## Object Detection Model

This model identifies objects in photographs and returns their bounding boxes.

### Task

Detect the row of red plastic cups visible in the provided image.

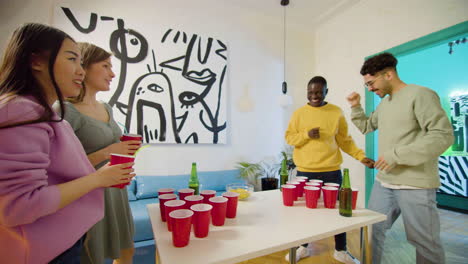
[157,188,219,205]
[159,191,240,247]
[286,179,340,200]
[281,184,359,209]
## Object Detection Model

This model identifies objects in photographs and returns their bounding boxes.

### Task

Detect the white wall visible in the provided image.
[0,0,314,175]
[3,0,466,207]
[310,0,468,205]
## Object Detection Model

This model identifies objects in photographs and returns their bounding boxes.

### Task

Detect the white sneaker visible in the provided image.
[284,245,312,262]
[333,250,360,264]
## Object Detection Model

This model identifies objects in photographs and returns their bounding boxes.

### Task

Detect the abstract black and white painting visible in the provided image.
[54,7,228,144]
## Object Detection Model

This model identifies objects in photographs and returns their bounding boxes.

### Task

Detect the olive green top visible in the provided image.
[63,102,134,263]
[351,84,454,188]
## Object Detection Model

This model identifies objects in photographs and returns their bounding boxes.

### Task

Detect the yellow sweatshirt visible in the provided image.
[285,103,366,172]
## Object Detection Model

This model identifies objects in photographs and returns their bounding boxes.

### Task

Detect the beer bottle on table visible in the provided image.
[189,162,200,195]
[280,152,289,187]
[339,168,352,217]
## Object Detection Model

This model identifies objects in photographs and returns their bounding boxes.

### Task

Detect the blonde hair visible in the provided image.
[67,42,112,103]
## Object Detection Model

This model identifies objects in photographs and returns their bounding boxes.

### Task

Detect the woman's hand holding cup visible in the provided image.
[106,140,141,156]
[94,162,135,188]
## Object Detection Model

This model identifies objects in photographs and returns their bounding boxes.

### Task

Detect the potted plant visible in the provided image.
[235,159,280,191]
[236,146,295,191]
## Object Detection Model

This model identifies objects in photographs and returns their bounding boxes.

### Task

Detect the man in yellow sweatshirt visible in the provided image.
[347,52,453,264]
[285,76,374,263]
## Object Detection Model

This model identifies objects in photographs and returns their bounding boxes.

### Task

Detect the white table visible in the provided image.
[147,189,386,264]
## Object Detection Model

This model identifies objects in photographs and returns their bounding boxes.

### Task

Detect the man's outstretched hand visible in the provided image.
[361,157,375,168]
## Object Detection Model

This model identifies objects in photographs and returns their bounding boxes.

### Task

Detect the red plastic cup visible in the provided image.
[109,153,135,189]
[200,190,217,203]
[208,196,228,226]
[304,186,320,208]
[324,182,340,188]
[184,195,204,209]
[178,188,195,200]
[309,179,323,187]
[281,184,296,206]
[286,181,300,201]
[305,182,321,198]
[295,176,308,181]
[352,188,358,210]
[165,200,186,231]
[169,209,193,247]
[322,186,339,208]
[158,188,175,196]
[120,133,142,141]
[296,179,306,197]
[222,192,240,218]
[159,193,177,222]
[190,203,213,238]
[119,134,142,155]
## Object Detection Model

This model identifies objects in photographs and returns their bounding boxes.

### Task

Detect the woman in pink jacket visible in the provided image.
[0,23,135,264]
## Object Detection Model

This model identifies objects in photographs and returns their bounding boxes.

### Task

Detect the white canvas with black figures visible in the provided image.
[54,6,228,144]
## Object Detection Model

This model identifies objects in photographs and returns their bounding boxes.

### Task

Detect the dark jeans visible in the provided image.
[297,170,346,251]
[49,235,85,264]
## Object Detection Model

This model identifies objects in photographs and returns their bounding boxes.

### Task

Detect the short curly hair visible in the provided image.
[308,76,327,88]
[360,52,397,76]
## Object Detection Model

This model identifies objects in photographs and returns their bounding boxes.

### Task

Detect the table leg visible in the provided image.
[289,246,298,264]
[360,226,370,264]
[156,247,161,264]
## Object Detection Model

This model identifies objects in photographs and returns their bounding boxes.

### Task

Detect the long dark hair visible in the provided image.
[0,23,73,129]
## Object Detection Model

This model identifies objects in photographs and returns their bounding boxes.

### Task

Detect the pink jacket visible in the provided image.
[0,96,103,263]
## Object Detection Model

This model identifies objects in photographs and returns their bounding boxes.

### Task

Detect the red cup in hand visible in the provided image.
[120,134,142,155]
[120,133,142,142]
[109,153,135,189]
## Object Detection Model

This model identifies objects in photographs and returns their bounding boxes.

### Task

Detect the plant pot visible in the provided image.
[261,177,278,191]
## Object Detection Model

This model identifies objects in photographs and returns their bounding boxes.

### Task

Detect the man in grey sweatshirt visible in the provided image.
[347,52,454,264]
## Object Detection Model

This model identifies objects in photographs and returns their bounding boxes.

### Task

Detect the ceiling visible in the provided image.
[230,0,360,32]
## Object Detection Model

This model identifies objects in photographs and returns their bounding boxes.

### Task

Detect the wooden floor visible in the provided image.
[235,208,468,264]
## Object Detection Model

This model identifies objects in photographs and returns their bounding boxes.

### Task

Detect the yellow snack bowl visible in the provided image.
[226,183,254,200]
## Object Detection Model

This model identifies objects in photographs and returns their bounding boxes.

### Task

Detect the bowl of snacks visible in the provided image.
[226,183,254,200]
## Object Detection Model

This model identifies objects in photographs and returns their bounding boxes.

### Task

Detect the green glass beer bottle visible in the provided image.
[188,162,200,195]
[280,152,289,187]
[339,168,352,217]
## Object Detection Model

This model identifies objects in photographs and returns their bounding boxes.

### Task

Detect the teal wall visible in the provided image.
[373,36,468,156]
[397,40,468,156]
[397,39,468,115]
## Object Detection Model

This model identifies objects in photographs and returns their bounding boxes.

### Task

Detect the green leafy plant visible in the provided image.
[236,145,295,185]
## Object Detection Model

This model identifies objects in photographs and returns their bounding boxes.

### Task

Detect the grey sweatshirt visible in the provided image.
[351,84,454,188]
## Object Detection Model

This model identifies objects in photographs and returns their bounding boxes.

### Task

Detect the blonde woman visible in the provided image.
[59,42,139,264]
